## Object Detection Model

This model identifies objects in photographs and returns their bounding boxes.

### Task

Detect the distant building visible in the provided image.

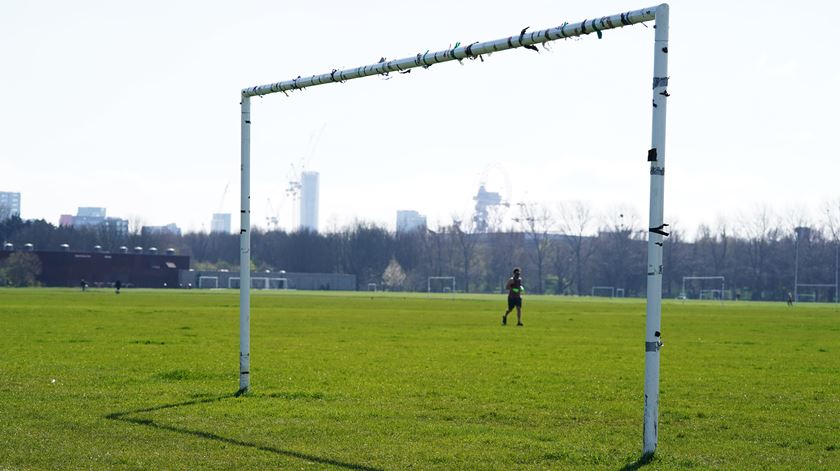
[68,207,129,236]
[141,223,182,237]
[396,210,427,233]
[211,213,231,233]
[77,207,106,218]
[0,191,21,221]
[58,214,74,227]
[300,171,319,232]
[0,246,189,288]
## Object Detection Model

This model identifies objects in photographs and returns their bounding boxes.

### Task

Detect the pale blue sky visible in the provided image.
[1,0,837,236]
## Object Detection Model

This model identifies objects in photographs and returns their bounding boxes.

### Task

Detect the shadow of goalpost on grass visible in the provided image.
[105,394,383,471]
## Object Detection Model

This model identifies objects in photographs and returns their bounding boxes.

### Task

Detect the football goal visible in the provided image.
[229,277,288,290]
[592,286,616,298]
[236,4,671,457]
[681,276,725,302]
[197,276,219,289]
[428,276,456,294]
[795,283,836,303]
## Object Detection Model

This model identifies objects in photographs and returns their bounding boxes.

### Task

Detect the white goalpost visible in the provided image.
[681,276,726,301]
[197,276,219,289]
[592,286,616,298]
[269,278,289,290]
[238,4,670,456]
[795,283,836,303]
[229,277,288,290]
[427,276,456,294]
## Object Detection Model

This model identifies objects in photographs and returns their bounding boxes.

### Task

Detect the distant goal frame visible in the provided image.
[680,276,726,302]
[427,276,456,294]
[237,4,671,457]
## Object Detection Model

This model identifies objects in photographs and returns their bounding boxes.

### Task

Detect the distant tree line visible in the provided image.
[3,201,840,301]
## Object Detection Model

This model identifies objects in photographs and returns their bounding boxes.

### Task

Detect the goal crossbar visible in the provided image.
[427,276,456,293]
[242,7,658,98]
[238,4,670,457]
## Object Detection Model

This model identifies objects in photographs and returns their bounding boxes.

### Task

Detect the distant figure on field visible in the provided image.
[80,279,87,292]
[502,267,525,326]
[786,291,794,307]
[115,279,122,294]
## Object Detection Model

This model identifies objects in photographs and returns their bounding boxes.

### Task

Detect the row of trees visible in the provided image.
[2,201,840,300]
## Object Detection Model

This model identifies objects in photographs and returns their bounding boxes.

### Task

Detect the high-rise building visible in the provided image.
[69,207,128,236]
[0,191,21,221]
[396,210,427,233]
[141,223,182,237]
[211,213,231,233]
[299,171,319,232]
[77,207,106,218]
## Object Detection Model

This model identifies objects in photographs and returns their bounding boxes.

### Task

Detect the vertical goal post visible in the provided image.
[239,4,670,457]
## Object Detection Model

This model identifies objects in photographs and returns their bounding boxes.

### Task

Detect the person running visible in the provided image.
[502,267,525,326]
[115,279,122,294]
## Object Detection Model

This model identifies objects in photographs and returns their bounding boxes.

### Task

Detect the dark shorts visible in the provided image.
[507,296,522,310]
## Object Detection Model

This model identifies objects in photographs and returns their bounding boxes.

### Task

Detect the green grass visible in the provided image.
[1,289,838,470]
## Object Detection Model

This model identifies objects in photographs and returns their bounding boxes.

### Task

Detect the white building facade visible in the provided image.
[299,171,319,232]
[0,191,21,221]
[211,213,231,233]
[396,210,427,233]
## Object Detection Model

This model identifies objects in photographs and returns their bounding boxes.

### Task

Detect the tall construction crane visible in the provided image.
[265,197,281,230]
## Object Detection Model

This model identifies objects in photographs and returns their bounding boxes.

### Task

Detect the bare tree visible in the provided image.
[557,201,596,295]
[695,217,729,275]
[514,202,554,294]
[824,199,840,242]
[127,214,146,236]
[450,215,480,293]
[483,228,524,293]
[594,208,643,294]
[823,199,840,301]
[740,205,781,299]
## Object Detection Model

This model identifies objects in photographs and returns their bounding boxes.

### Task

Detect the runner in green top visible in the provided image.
[502,267,524,326]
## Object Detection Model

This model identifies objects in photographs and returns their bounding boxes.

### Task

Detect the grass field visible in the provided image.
[1,289,838,470]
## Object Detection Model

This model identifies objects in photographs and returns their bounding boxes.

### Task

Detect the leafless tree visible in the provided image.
[823,198,840,243]
[513,202,554,294]
[695,217,729,275]
[127,214,146,236]
[595,207,643,294]
[557,201,596,295]
[450,214,480,293]
[740,205,781,298]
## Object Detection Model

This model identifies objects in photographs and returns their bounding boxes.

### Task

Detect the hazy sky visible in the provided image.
[2,0,838,237]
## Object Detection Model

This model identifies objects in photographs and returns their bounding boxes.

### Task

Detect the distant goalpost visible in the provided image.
[237,4,671,456]
[681,276,726,302]
[795,283,836,303]
[197,276,219,289]
[229,277,288,290]
[428,276,456,294]
[592,286,616,298]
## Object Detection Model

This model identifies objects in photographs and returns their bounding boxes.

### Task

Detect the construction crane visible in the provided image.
[265,197,281,230]
[218,182,230,212]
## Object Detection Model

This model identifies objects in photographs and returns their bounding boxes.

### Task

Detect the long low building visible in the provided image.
[181,270,355,291]
[0,247,189,288]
